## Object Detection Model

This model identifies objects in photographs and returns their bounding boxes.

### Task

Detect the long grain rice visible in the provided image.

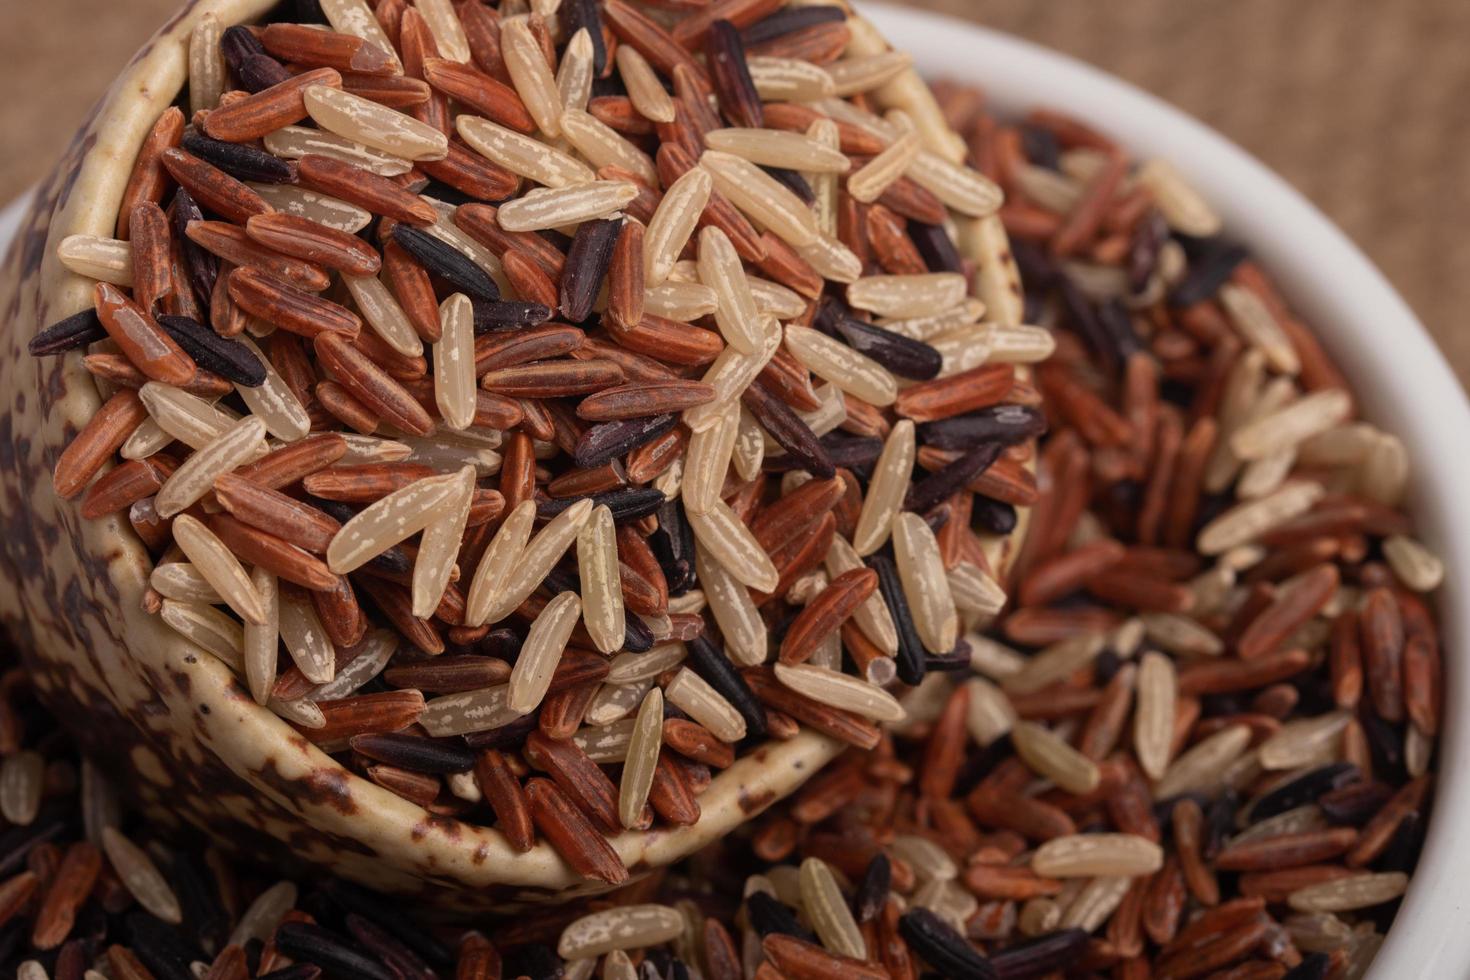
[848,121,920,204]
[1136,158,1222,236]
[508,591,583,713]
[826,535,899,654]
[1003,632,1106,696]
[263,126,414,176]
[501,15,565,138]
[1133,651,1175,780]
[170,514,267,626]
[416,0,472,62]
[304,84,449,161]
[308,629,396,702]
[562,108,658,185]
[188,13,225,116]
[578,504,625,654]
[1011,720,1100,795]
[1383,534,1445,592]
[411,465,476,617]
[242,567,278,705]
[319,0,402,72]
[696,545,768,667]
[481,498,594,624]
[1196,480,1325,555]
[159,599,244,670]
[231,336,312,442]
[156,415,266,517]
[149,562,222,604]
[824,51,912,97]
[683,319,781,431]
[686,499,779,593]
[1287,873,1409,914]
[57,235,133,285]
[746,56,836,101]
[681,400,740,516]
[699,150,819,248]
[586,678,655,727]
[615,45,675,123]
[964,677,1016,746]
[457,115,596,187]
[704,129,851,173]
[784,324,897,407]
[848,273,967,319]
[892,511,958,653]
[344,274,424,357]
[799,857,866,959]
[1031,834,1163,879]
[495,180,639,232]
[773,663,904,723]
[101,827,183,925]
[556,29,595,114]
[664,668,746,743]
[278,588,335,684]
[698,225,764,354]
[1153,723,1253,800]
[421,685,520,737]
[618,688,663,829]
[326,469,466,573]
[558,905,685,960]
[434,294,477,430]
[644,168,713,286]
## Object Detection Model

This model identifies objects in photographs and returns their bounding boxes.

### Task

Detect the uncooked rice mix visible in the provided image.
[0,0,1443,976]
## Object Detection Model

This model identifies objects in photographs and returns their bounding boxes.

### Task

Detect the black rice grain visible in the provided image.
[157,314,268,386]
[391,225,501,303]
[559,219,621,323]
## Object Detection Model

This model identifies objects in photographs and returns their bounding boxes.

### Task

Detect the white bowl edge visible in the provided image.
[862,3,1470,976]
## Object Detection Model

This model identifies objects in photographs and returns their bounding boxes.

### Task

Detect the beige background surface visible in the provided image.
[3,0,1467,381]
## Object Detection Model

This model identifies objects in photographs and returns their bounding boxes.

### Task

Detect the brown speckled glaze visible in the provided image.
[0,0,1026,912]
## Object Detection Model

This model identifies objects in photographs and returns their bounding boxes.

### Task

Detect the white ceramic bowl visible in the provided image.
[861,3,1470,975]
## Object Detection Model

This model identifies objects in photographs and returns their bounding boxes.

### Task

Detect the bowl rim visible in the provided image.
[861,3,1470,973]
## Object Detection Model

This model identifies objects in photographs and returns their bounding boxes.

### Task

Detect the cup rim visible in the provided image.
[861,3,1470,974]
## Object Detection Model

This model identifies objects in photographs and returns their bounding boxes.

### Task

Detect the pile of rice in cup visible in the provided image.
[3,0,1443,977]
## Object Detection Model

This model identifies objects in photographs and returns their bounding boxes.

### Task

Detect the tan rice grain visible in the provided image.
[578,504,625,654]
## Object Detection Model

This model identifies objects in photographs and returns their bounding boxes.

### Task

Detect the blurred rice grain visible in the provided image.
[2,0,1467,382]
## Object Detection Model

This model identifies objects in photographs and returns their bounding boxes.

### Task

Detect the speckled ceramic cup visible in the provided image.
[0,0,1027,912]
